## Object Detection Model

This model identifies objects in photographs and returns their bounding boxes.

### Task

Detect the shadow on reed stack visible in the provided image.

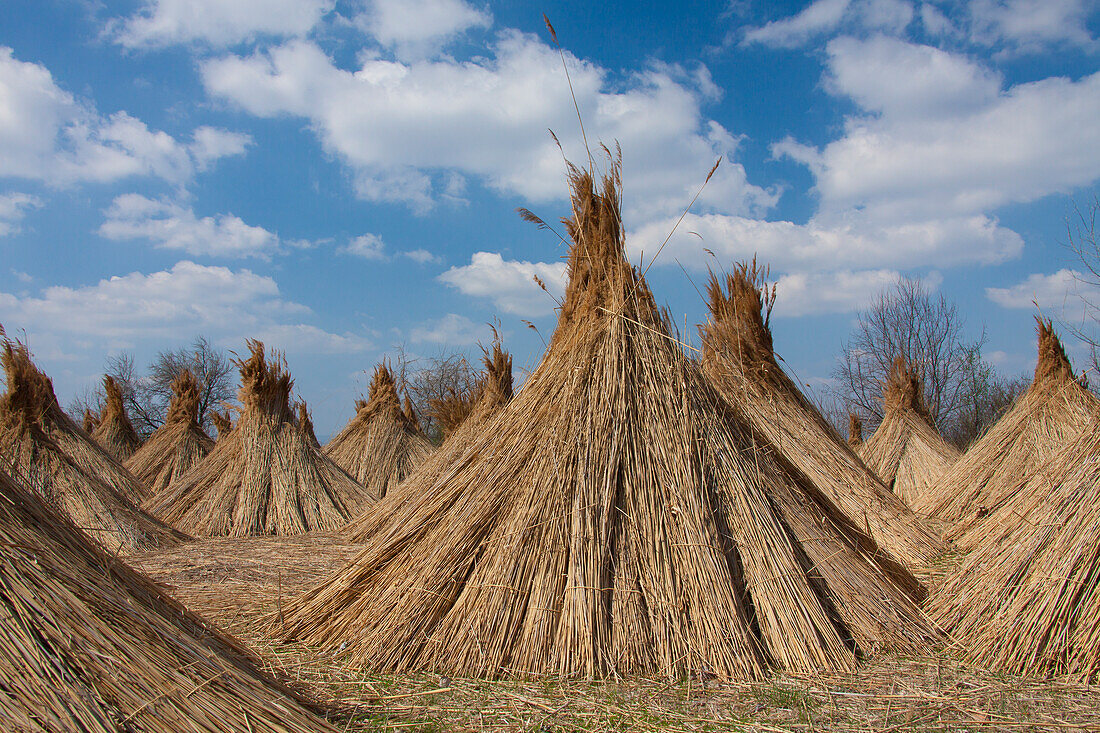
[0,334,186,553]
[699,263,944,570]
[277,155,932,680]
[91,375,142,462]
[859,357,960,509]
[917,319,1100,529]
[125,369,214,496]
[929,421,1100,680]
[145,340,373,536]
[326,363,433,499]
[0,466,342,731]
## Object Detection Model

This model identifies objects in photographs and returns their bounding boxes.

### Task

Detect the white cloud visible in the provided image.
[189,126,252,170]
[986,270,1100,319]
[780,37,1100,221]
[402,248,440,264]
[111,0,334,48]
[0,192,42,237]
[200,32,775,219]
[967,0,1097,53]
[0,47,238,187]
[0,260,363,353]
[248,323,372,354]
[99,195,282,259]
[628,211,1021,273]
[438,251,566,316]
[355,0,492,58]
[742,0,912,48]
[824,35,1002,119]
[344,233,387,260]
[409,313,491,345]
[10,269,33,284]
[771,269,903,317]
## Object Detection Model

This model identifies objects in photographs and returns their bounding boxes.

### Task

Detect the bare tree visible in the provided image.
[386,347,479,443]
[1065,196,1100,391]
[68,337,234,438]
[942,343,1029,448]
[833,276,981,428]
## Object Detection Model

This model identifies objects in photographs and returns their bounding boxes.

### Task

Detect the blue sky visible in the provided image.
[2,0,1099,440]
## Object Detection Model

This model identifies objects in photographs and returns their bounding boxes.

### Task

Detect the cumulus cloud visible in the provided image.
[344,233,387,260]
[110,0,334,48]
[742,0,913,47]
[189,127,252,170]
[628,211,1021,273]
[986,269,1100,318]
[249,323,371,354]
[0,47,246,187]
[776,37,1100,222]
[0,260,364,353]
[438,251,566,316]
[200,32,775,219]
[966,0,1097,53]
[355,0,492,58]
[771,269,902,317]
[99,195,283,258]
[410,313,492,345]
[0,192,42,237]
[402,248,440,264]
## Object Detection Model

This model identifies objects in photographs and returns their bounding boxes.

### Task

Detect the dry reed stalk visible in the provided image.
[210,408,234,439]
[144,341,374,537]
[278,157,932,680]
[0,338,185,553]
[929,424,1100,679]
[81,408,99,434]
[0,466,342,731]
[340,342,514,541]
[91,374,143,462]
[848,414,863,449]
[859,357,960,509]
[297,399,321,447]
[916,320,1100,528]
[125,369,215,496]
[325,363,433,499]
[699,264,944,571]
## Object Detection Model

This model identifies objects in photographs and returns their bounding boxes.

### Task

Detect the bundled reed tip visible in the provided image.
[165,369,202,425]
[210,409,233,439]
[92,374,143,462]
[81,408,99,434]
[848,414,863,449]
[1034,317,1075,387]
[702,259,776,375]
[237,339,293,416]
[883,356,933,424]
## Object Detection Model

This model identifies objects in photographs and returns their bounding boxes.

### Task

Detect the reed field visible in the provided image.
[3,156,1100,730]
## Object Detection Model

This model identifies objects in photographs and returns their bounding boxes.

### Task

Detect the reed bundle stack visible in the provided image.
[326,363,433,499]
[916,320,1100,527]
[929,425,1100,679]
[848,414,863,449]
[125,370,215,496]
[0,467,338,731]
[297,400,320,448]
[210,408,234,440]
[859,357,960,508]
[279,159,931,680]
[145,341,373,536]
[339,341,514,541]
[699,265,944,569]
[91,375,143,462]
[0,339,184,552]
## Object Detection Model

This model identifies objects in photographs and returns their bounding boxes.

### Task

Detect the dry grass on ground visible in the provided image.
[134,536,1100,732]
